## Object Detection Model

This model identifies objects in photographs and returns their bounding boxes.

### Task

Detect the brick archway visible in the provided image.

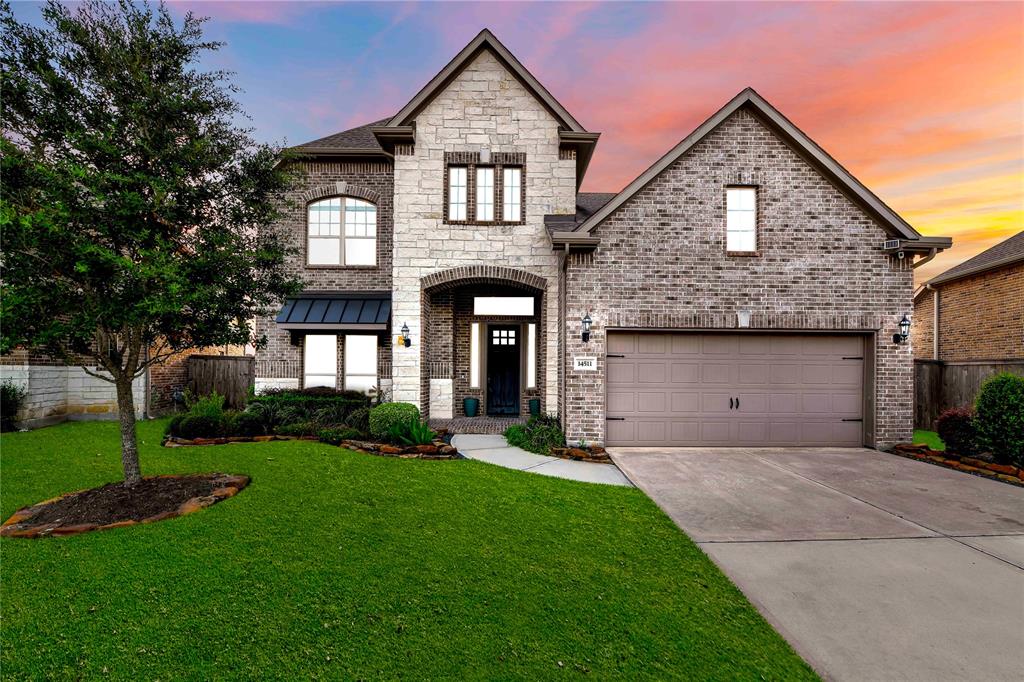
[421,265,547,293]
[301,182,381,205]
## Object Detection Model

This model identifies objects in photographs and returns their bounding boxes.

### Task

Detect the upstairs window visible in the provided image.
[503,167,522,221]
[476,167,494,221]
[726,187,757,253]
[308,197,377,266]
[448,167,468,221]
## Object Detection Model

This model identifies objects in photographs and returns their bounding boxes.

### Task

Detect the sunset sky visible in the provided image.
[16,1,1023,282]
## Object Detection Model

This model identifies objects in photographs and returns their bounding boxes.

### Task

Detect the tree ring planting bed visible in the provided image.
[0,473,249,538]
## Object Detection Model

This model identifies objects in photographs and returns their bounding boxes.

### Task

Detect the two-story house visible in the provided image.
[255,29,950,450]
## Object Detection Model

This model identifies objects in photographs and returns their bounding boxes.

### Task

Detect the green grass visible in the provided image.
[1,420,815,680]
[914,429,946,451]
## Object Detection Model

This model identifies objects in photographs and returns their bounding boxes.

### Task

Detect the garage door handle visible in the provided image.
[729,398,734,409]
[607,354,625,358]
[841,418,863,422]
[735,397,739,410]
[606,417,625,421]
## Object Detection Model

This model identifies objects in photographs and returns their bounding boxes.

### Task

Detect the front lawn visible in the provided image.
[914,429,946,451]
[1,420,815,679]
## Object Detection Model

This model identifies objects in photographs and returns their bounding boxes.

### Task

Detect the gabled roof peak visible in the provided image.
[384,28,587,133]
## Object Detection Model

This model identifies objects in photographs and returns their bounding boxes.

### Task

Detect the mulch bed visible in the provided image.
[891,444,1023,487]
[550,446,611,463]
[1,473,249,538]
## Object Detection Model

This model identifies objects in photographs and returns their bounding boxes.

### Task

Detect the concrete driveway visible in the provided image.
[608,447,1024,681]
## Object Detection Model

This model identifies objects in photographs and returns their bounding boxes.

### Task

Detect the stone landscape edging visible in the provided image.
[164,434,461,459]
[549,446,611,463]
[891,444,1023,487]
[0,473,250,539]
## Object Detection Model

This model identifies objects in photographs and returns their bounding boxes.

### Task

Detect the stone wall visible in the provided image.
[564,107,915,449]
[391,48,573,414]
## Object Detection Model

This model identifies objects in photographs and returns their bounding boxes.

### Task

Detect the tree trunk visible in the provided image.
[115,376,142,486]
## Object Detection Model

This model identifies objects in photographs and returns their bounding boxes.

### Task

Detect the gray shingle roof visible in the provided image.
[576,192,617,222]
[929,230,1024,286]
[290,117,392,154]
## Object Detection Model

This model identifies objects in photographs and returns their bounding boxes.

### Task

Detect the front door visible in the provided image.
[487,325,520,415]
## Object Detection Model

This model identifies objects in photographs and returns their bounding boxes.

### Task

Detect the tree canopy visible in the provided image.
[0,0,301,483]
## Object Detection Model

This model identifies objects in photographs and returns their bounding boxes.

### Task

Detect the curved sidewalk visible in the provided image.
[452,434,632,487]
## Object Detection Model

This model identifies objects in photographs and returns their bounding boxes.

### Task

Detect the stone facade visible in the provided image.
[564,108,915,449]
[913,263,1023,361]
[391,49,573,415]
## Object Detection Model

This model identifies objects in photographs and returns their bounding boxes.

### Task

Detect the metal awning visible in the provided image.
[275,293,391,331]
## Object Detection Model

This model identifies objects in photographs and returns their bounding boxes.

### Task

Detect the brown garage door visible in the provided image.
[606,333,866,447]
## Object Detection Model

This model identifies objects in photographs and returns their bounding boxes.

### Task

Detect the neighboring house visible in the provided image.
[912,231,1023,362]
[0,344,244,428]
[911,231,1023,427]
[254,28,950,449]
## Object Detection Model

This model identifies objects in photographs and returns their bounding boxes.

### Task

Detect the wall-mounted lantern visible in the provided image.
[892,314,910,345]
[399,322,412,348]
[581,313,593,343]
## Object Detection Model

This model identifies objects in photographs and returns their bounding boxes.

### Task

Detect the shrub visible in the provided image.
[176,415,224,440]
[974,373,1024,466]
[259,386,369,401]
[504,414,566,455]
[232,411,267,437]
[935,407,977,456]
[249,392,368,427]
[345,406,371,433]
[274,422,318,437]
[184,391,227,419]
[369,402,420,440]
[0,379,28,431]
[244,401,288,431]
[317,426,364,445]
[166,414,185,436]
[387,418,436,446]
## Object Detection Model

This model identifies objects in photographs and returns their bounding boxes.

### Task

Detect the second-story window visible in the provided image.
[726,186,757,253]
[503,167,521,221]
[307,197,377,266]
[476,167,494,221]
[448,166,468,220]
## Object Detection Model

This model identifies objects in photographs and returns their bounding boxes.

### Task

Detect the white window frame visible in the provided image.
[344,335,378,393]
[476,167,494,221]
[304,335,337,388]
[726,187,757,253]
[307,197,377,266]
[470,322,481,388]
[527,323,536,389]
[448,166,467,221]
[503,167,521,222]
[473,296,534,316]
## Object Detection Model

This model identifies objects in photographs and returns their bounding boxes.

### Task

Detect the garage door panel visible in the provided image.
[670,362,700,383]
[606,332,866,447]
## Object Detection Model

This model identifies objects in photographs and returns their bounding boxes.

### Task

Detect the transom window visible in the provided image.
[307,197,377,266]
[473,296,534,316]
[726,187,757,253]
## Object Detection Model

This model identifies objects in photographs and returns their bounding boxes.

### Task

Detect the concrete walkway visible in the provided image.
[610,446,1024,681]
[452,434,632,486]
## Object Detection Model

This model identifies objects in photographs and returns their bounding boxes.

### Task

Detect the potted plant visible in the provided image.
[463,397,479,417]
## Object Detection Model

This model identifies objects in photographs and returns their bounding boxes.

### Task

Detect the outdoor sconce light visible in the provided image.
[399,322,412,348]
[581,313,593,343]
[892,314,911,345]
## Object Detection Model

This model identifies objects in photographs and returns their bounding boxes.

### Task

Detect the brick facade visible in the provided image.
[254,159,394,390]
[564,108,915,449]
[913,263,1023,362]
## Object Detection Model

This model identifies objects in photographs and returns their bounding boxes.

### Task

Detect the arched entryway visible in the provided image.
[421,266,547,420]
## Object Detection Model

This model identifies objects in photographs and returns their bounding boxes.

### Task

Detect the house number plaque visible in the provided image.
[573,356,597,371]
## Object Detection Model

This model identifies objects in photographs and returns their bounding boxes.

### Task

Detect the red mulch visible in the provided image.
[1,473,249,538]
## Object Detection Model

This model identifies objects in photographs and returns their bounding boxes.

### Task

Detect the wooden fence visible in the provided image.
[188,355,255,409]
[914,359,1024,429]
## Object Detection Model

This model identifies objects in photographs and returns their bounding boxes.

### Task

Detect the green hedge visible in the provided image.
[504,415,565,455]
[974,373,1024,466]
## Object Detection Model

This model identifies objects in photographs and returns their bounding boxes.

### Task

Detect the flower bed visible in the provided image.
[163,432,460,460]
[891,444,1023,487]
[1,473,249,538]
